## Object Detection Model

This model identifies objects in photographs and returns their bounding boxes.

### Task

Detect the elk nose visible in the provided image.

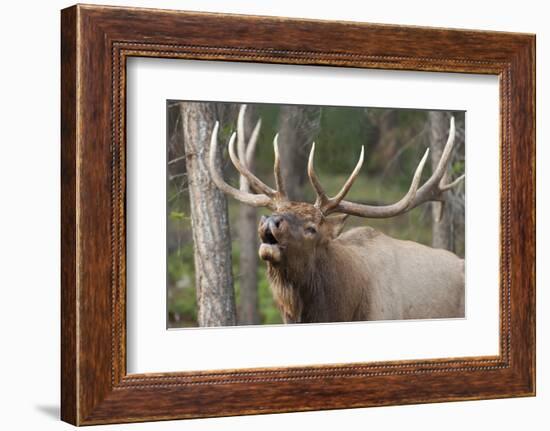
[270,215,283,229]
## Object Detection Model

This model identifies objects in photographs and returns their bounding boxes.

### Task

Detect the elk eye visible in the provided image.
[305,226,317,235]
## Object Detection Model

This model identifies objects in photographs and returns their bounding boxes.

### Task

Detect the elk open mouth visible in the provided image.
[260,227,278,245]
[259,226,282,263]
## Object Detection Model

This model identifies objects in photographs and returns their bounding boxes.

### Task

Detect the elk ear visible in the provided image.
[325,214,349,238]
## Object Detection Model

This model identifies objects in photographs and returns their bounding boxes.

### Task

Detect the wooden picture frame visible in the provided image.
[61,4,535,425]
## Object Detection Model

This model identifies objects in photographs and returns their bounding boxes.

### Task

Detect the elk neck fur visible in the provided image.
[265,227,371,324]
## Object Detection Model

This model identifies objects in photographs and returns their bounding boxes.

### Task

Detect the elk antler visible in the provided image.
[405,117,465,209]
[209,121,275,209]
[308,116,464,218]
[236,105,287,200]
[236,104,262,192]
[208,106,289,209]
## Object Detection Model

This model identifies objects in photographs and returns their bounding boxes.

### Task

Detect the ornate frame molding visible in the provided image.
[61,5,535,425]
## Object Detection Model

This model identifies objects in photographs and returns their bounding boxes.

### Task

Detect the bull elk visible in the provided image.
[209,106,465,323]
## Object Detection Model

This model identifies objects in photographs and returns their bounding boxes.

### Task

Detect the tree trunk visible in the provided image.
[428,111,454,251]
[180,102,236,326]
[277,105,322,201]
[237,106,260,325]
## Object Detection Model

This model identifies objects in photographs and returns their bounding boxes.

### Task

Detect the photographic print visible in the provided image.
[167,101,465,328]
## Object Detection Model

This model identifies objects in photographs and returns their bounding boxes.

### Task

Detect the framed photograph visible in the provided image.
[61,4,535,425]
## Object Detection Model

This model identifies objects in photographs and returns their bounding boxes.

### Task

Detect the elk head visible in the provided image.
[209,105,464,267]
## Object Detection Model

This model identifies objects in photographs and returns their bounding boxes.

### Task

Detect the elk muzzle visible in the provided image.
[258,215,284,263]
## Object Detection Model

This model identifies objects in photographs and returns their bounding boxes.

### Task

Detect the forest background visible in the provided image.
[167,102,465,328]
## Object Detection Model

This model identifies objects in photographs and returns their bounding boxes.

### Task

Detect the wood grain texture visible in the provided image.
[60,4,535,425]
[60,5,78,425]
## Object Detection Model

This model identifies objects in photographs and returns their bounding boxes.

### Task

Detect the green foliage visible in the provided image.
[167,242,194,284]
[257,274,283,324]
[169,287,197,326]
[167,238,197,326]
[315,107,369,174]
[452,160,465,176]
[169,211,186,221]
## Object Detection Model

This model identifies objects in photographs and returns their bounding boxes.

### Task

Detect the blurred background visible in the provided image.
[166,101,465,328]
